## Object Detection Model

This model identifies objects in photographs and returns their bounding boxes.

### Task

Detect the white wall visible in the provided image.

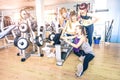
[94,0,120,43]
[93,0,110,42]
[1,9,36,23]
[107,0,120,42]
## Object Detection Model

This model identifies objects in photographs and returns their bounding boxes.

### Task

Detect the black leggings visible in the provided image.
[82,53,94,75]
[74,51,94,75]
[74,50,86,57]
[53,33,61,45]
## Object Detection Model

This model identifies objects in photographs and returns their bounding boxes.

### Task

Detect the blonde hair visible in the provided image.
[59,7,67,15]
[76,25,86,35]
[68,10,76,29]
[70,10,76,17]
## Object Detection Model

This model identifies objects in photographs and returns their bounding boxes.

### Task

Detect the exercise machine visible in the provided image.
[13,8,45,62]
[14,20,44,62]
[55,44,73,66]
[47,23,73,66]
[0,25,16,49]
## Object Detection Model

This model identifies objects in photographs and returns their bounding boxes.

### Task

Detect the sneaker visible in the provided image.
[75,63,83,77]
[79,56,85,62]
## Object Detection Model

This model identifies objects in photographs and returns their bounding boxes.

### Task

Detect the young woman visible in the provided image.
[61,10,80,37]
[59,7,68,28]
[78,3,98,46]
[42,7,68,58]
[61,25,95,77]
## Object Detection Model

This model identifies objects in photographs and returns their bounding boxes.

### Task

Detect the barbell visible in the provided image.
[14,36,44,50]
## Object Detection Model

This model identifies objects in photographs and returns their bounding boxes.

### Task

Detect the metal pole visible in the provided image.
[35,0,44,36]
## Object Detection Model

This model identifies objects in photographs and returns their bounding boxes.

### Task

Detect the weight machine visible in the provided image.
[0,25,16,40]
[12,8,45,62]
[0,14,16,48]
[46,21,73,66]
[14,20,44,62]
[47,33,73,66]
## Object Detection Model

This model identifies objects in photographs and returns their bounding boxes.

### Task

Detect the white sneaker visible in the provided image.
[75,63,83,77]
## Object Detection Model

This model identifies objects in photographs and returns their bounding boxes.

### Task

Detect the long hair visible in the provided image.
[76,25,86,35]
[59,7,67,15]
[69,10,77,29]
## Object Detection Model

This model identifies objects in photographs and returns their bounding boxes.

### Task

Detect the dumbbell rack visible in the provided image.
[15,22,44,62]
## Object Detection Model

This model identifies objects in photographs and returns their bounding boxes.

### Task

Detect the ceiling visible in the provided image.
[0,0,89,10]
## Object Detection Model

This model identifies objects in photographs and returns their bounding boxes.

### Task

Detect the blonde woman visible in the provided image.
[59,7,68,28]
[61,10,80,37]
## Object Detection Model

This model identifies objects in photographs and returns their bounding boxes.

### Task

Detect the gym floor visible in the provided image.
[0,40,120,80]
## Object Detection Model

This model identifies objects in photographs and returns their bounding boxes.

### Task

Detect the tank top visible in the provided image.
[73,37,80,53]
[81,42,94,55]
[80,15,93,27]
[66,21,80,33]
[73,36,94,55]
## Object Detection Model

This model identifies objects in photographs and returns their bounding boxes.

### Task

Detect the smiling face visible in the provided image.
[75,25,82,35]
[79,3,88,16]
[71,15,77,22]
[75,25,86,36]
[79,9,87,16]
[70,10,77,22]
[62,12,67,18]
[59,7,67,19]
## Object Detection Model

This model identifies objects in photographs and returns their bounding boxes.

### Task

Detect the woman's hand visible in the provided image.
[61,36,66,40]
[61,36,68,42]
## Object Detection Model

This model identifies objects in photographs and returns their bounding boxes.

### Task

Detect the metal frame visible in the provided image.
[16,19,44,62]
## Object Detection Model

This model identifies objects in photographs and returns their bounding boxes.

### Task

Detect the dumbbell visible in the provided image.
[35,36,43,47]
[17,38,29,50]
[14,37,19,47]
[19,23,29,33]
[29,36,43,47]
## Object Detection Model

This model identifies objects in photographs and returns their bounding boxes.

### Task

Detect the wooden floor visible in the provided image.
[0,42,120,80]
